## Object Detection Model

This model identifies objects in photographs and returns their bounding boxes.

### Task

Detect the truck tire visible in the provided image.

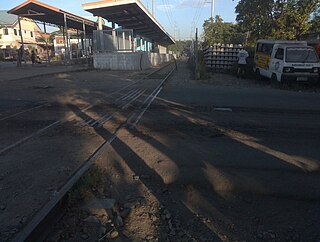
[271,74,280,88]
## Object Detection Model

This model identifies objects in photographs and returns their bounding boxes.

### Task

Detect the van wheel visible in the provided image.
[271,74,280,88]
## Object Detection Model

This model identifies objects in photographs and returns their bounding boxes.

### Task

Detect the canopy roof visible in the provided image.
[8,0,110,34]
[82,0,175,45]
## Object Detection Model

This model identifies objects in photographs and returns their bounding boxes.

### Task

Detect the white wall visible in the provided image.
[93,52,173,70]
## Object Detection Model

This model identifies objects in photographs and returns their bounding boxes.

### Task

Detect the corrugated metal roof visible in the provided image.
[0,10,18,26]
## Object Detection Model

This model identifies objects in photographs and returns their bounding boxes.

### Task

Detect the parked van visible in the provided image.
[254,40,320,84]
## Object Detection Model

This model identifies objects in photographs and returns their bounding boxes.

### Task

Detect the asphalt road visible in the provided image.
[128,61,320,241]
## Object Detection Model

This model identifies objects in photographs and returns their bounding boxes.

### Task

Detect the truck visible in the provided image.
[254,40,320,85]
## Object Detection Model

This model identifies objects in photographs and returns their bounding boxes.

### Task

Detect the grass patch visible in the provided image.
[67,164,105,210]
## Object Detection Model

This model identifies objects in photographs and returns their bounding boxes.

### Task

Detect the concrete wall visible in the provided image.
[93,52,173,70]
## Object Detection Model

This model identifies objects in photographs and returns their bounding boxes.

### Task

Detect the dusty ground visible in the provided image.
[0,68,156,241]
[44,62,320,242]
[1,61,320,242]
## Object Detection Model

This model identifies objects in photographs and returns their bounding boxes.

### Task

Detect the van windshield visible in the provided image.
[286,47,319,63]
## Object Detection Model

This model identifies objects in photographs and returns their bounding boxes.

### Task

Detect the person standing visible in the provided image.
[31,50,36,66]
[17,45,23,67]
[237,48,249,78]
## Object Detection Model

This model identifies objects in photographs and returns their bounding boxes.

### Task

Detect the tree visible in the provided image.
[36,34,54,44]
[168,40,192,55]
[235,0,320,43]
[202,16,245,45]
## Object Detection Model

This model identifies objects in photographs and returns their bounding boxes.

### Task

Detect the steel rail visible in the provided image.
[0,103,47,122]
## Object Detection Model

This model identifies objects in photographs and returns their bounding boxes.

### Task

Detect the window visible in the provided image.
[256,43,274,55]
[286,47,319,63]
[14,29,17,35]
[30,31,33,37]
[275,48,284,60]
[24,30,27,34]
[3,28,9,35]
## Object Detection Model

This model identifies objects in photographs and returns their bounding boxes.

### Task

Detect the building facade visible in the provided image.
[0,10,41,49]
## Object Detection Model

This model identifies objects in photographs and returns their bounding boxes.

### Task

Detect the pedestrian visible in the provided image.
[17,45,23,67]
[237,48,249,78]
[31,50,36,66]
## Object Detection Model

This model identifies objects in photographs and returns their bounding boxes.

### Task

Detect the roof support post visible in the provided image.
[77,29,80,58]
[18,16,26,65]
[62,26,67,60]
[82,20,88,65]
[152,0,155,17]
[133,37,136,52]
[98,16,103,30]
[111,22,116,51]
[63,13,70,62]
[122,31,125,51]
[43,22,50,64]
[129,34,132,52]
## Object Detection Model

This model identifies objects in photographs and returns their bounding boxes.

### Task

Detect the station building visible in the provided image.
[8,0,175,69]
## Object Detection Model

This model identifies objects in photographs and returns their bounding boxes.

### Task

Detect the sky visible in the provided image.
[1,0,240,40]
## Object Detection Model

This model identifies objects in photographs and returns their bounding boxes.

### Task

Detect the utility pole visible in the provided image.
[195,28,199,80]
[152,0,155,17]
[211,0,215,21]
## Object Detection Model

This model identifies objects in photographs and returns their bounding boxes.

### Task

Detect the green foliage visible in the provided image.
[202,16,246,45]
[235,0,320,43]
[36,34,55,44]
[168,40,192,55]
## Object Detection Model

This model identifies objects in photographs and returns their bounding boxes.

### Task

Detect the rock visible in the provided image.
[122,230,130,238]
[100,214,110,225]
[83,216,100,224]
[168,220,174,230]
[115,214,124,227]
[99,226,107,237]
[0,204,6,210]
[124,202,134,209]
[110,230,119,239]
[81,234,89,240]
[84,198,116,211]
[133,175,140,180]
[20,216,27,224]
[120,208,130,218]
[163,209,171,219]
[146,235,153,240]
[83,198,116,221]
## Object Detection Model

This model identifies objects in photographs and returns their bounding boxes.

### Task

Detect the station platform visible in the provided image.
[0,61,90,82]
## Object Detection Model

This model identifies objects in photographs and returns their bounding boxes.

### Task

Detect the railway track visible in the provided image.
[3,62,176,242]
[0,61,175,157]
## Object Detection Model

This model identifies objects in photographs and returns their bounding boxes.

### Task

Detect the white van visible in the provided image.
[254,40,320,84]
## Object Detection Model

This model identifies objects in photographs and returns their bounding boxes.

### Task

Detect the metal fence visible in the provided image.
[93,29,134,52]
